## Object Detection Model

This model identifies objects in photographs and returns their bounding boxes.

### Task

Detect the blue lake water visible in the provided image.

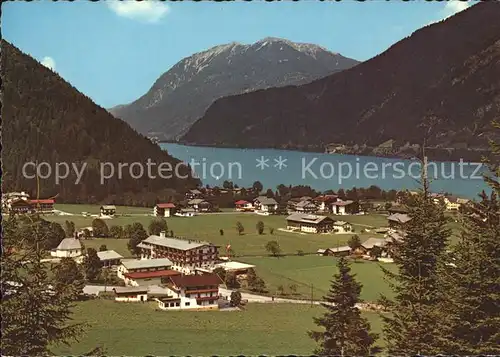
[161,143,491,200]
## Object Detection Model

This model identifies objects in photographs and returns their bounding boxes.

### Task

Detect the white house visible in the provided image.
[137,233,219,274]
[112,287,148,302]
[331,200,356,215]
[97,250,123,267]
[155,273,220,311]
[50,238,83,258]
[253,196,278,213]
[117,258,175,286]
[154,203,176,217]
[332,221,353,234]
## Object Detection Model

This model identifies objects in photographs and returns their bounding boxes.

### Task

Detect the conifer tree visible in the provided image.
[1,215,85,355]
[309,256,378,356]
[379,165,451,354]
[439,122,500,354]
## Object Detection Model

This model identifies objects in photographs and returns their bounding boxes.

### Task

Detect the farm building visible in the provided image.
[156,273,221,311]
[112,287,148,302]
[154,203,176,217]
[286,213,334,233]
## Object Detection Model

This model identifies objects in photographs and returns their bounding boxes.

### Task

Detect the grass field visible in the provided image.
[52,300,385,356]
[240,255,395,302]
[49,204,387,257]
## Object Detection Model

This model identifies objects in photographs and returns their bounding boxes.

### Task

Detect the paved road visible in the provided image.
[218,287,382,311]
[83,285,383,311]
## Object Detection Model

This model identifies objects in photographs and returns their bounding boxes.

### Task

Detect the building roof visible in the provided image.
[296,200,317,208]
[101,205,116,210]
[137,242,152,250]
[188,198,208,205]
[156,203,176,209]
[329,246,351,253]
[254,196,278,205]
[234,200,249,205]
[30,199,55,204]
[189,189,202,194]
[317,249,328,254]
[386,231,406,242]
[333,220,351,226]
[387,213,412,223]
[361,238,387,250]
[169,273,222,288]
[97,250,123,261]
[286,213,333,224]
[113,287,148,294]
[331,200,354,207]
[55,238,82,251]
[313,195,338,202]
[142,235,211,251]
[124,269,180,280]
[214,261,256,271]
[121,258,173,270]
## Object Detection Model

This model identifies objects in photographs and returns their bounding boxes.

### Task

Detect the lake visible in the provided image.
[161,143,491,199]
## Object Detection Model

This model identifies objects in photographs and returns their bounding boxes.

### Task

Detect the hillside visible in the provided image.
[182,2,500,162]
[1,41,200,205]
[109,38,359,140]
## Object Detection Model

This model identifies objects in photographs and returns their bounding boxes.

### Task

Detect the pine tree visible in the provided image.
[82,248,101,282]
[379,171,452,354]
[439,123,500,354]
[439,192,500,354]
[309,256,379,356]
[1,215,85,355]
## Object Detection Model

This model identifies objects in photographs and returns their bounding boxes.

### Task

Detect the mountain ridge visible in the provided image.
[1,40,200,205]
[109,38,360,140]
[181,2,500,162]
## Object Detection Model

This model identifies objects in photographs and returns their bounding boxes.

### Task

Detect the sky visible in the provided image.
[3,0,474,109]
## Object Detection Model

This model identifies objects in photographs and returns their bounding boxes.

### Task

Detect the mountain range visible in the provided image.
[109,38,359,140]
[1,41,199,205]
[181,2,500,162]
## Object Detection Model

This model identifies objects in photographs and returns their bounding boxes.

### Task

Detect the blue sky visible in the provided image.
[3,0,473,109]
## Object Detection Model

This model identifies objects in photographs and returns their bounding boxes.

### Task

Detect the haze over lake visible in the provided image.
[162,144,490,199]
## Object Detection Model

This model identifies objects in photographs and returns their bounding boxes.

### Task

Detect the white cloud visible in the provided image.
[107,0,170,23]
[426,1,471,27]
[442,0,470,18]
[41,56,56,71]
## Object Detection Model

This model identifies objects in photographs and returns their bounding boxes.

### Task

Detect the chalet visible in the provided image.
[443,196,466,211]
[100,205,116,216]
[154,203,176,217]
[331,200,358,215]
[97,250,123,267]
[234,200,253,212]
[138,232,219,273]
[253,196,278,213]
[317,246,351,257]
[286,213,334,233]
[332,220,353,234]
[175,208,196,217]
[329,246,352,257]
[361,238,387,252]
[156,273,221,311]
[50,238,83,258]
[77,226,94,238]
[112,287,148,302]
[387,205,409,214]
[387,213,412,230]
[186,189,203,199]
[30,199,55,213]
[187,199,212,212]
[313,195,338,213]
[213,261,256,276]
[294,200,318,214]
[117,258,177,286]
[9,199,34,214]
